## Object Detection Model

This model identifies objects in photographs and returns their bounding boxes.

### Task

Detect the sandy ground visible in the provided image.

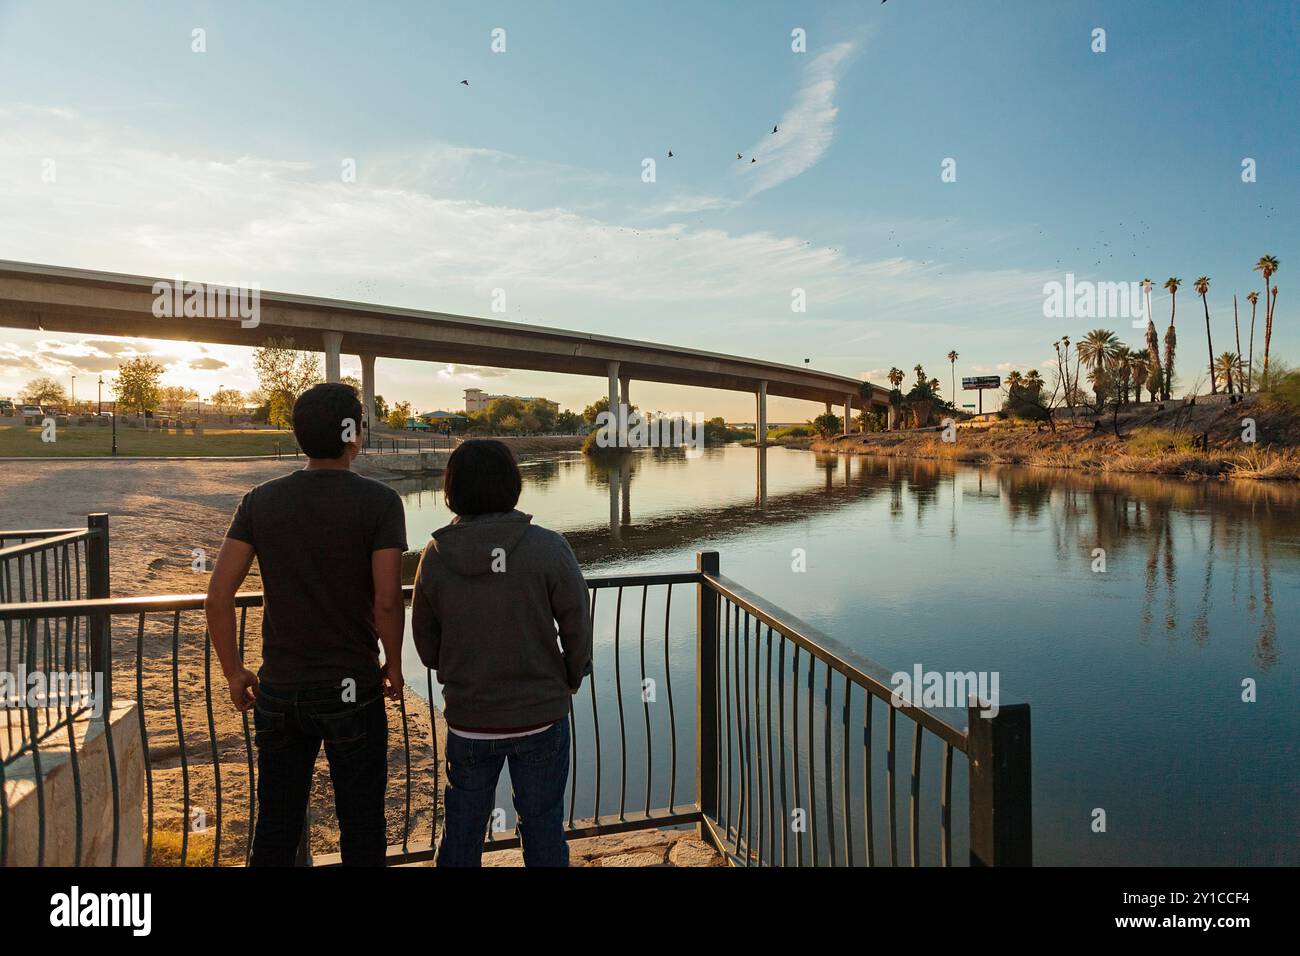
[0,455,441,864]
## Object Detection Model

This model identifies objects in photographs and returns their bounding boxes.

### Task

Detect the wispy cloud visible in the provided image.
[738,41,858,197]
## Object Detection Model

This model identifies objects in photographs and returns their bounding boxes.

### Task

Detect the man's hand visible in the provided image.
[381,660,404,701]
[227,667,259,711]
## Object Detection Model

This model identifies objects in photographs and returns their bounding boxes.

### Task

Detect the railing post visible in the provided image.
[695,551,720,841]
[86,513,112,715]
[967,702,1031,866]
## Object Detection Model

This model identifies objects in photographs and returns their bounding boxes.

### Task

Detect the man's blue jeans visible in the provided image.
[250,681,388,867]
[437,719,570,867]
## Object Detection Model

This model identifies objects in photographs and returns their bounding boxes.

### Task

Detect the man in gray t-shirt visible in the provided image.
[205,383,406,866]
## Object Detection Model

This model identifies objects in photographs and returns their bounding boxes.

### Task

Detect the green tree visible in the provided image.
[1245,291,1260,391]
[112,357,164,414]
[1213,352,1241,395]
[556,409,582,433]
[21,376,67,406]
[385,400,411,430]
[253,337,322,428]
[210,388,244,417]
[811,412,841,437]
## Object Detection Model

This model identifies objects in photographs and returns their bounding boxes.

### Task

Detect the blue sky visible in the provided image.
[1,0,1296,418]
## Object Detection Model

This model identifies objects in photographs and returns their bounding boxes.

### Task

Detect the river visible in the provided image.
[393,444,1298,865]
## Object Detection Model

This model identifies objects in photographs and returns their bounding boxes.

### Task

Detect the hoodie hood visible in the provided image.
[430,510,533,576]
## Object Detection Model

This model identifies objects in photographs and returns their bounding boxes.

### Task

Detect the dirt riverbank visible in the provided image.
[810,396,1300,481]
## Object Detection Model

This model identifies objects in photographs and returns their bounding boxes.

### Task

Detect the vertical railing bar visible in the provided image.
[791,645,802,867]
[203,629,222,866]
[823,663,836,866]
[587,588,602,822]
[638,585,652,817]
[941,740,953,868]
[722,598,733,840]
[777,636,788,867]
[741,610,754,865]
[842,678,853,867]
[136,613,154,865]
[24,618,46,866]
[613,586,627,822]
[662,583,678,814]
[238,606,254,866]
[887,704,897,867]
[763,625,775,866]
[731,604,745,856]
[863,691,874,867]
[807,655,819,867]
[429,667,441,845]
[910,720,922,867]
[172,610,190,866]
[398,691,413,853]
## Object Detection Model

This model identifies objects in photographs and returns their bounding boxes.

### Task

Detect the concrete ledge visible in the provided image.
[2,702,145,866]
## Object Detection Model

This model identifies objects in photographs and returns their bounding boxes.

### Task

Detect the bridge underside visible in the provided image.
[0,261,890,416]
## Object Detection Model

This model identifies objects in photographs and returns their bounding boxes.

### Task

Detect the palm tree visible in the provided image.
[888,367,904,390]
[1213,353,1241,395]
[947,350,959,407]
[1194,276,1216,393]
[1143,286,1162,403]
[1246,291,1259,391]
[1131,352,1149,401]
[1023,368,1043,396]
[1077,329,1120,405]
[1162,277,1181,399]
[1007,369,1024,390]
[1253,255,1278,387]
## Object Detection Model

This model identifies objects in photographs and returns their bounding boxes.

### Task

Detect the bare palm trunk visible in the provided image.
[1263,285,1276,389]
[1163,293,1177,400]
[1248,299,1257,392]
[1202,294,1216,393]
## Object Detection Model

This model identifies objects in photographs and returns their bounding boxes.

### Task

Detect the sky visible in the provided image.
[0,0,1296,420]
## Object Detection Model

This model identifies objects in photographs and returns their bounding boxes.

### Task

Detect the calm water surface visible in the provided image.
[395,445,1299,865]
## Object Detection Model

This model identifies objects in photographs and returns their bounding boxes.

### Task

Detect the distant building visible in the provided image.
[463,388,559,414]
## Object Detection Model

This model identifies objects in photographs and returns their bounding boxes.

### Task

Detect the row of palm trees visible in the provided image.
[1141,255,1280,399]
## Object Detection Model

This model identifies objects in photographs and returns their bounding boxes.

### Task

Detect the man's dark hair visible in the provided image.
[443,439,522,515]
[292,383,362,459]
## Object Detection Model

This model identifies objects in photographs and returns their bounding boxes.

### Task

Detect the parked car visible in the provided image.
[21,404,43,419]
[0,399,15,416]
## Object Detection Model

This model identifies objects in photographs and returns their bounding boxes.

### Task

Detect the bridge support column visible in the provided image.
[755,380,767,447]
[606,361,620,448]
[888,404,898,430]
[843,393,853,435]
[619,374,630,447]
[359,353,376,433]
[322,331,343,383]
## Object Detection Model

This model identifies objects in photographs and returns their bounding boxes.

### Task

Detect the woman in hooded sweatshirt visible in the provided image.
[411,439,591,866]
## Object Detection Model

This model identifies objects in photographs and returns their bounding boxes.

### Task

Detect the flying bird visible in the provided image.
[750,157,756,163]
[772,124,779,133]
[460,79,469,86]
[668,150,673,157]
[736,152,743,160]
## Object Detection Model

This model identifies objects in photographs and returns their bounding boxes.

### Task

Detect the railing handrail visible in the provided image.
[0,527,85,539]
[0,529,93,561]
[703,571,970,749]
[0,570,707,620]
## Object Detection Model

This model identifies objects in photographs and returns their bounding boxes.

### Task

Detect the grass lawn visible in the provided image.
[0,424,299,458]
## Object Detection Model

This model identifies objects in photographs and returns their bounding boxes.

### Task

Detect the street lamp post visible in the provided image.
[97,376,103,415]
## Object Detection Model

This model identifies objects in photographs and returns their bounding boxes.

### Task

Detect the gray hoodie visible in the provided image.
[410,510,591,729]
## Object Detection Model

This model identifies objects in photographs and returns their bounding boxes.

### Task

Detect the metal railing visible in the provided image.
[0,515,111,866]
[0,544,1031,867]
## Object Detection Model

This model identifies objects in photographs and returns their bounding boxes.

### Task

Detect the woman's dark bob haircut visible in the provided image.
[443,439,522,516]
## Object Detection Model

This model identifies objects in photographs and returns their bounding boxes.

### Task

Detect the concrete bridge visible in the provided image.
[0,260,893,438]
